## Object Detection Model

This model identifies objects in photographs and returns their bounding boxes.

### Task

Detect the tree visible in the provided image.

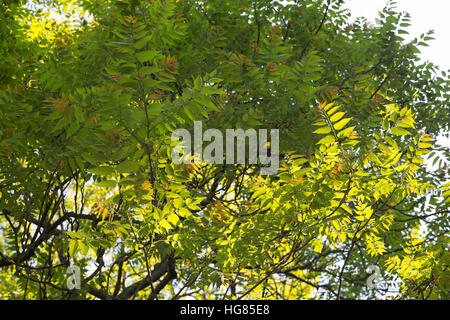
[0,0,448,300]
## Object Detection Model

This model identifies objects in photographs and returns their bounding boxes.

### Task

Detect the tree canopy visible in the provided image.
[0,0,448,300]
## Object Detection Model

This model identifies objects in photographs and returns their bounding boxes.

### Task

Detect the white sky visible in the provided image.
[344,0,450,71]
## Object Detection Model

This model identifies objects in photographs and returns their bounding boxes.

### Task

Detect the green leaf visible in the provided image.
[116,160,140,174]
[69,240,78,257]
[78,241,89,255]
[89,166,115,176]
[136,50,158,63]
[66,231,83,239]
[140,66,160,75]
[66,121,79,138]
[134,35,152,50]
[201,87,225,95]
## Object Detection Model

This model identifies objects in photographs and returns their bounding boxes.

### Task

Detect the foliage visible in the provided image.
[0,0,448,300]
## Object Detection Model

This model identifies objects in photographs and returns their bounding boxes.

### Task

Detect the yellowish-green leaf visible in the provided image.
[337,126,356,138]
[317,135,335,145]
[391,127,411,136]
[330,112,345,123]
[116,160,140,174]
[334,118,351,130]
[313,126,332,134]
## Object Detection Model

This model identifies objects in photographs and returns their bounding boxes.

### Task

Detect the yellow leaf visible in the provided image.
[330,112,345,123]
[312,239,323,253]
[337,126,356,138]
[102,208,109,221]
[317,135,335,145]
[334,118,352,130]
[313,126,332,134]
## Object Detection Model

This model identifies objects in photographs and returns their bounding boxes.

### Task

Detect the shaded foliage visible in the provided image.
[0,0,448,299]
